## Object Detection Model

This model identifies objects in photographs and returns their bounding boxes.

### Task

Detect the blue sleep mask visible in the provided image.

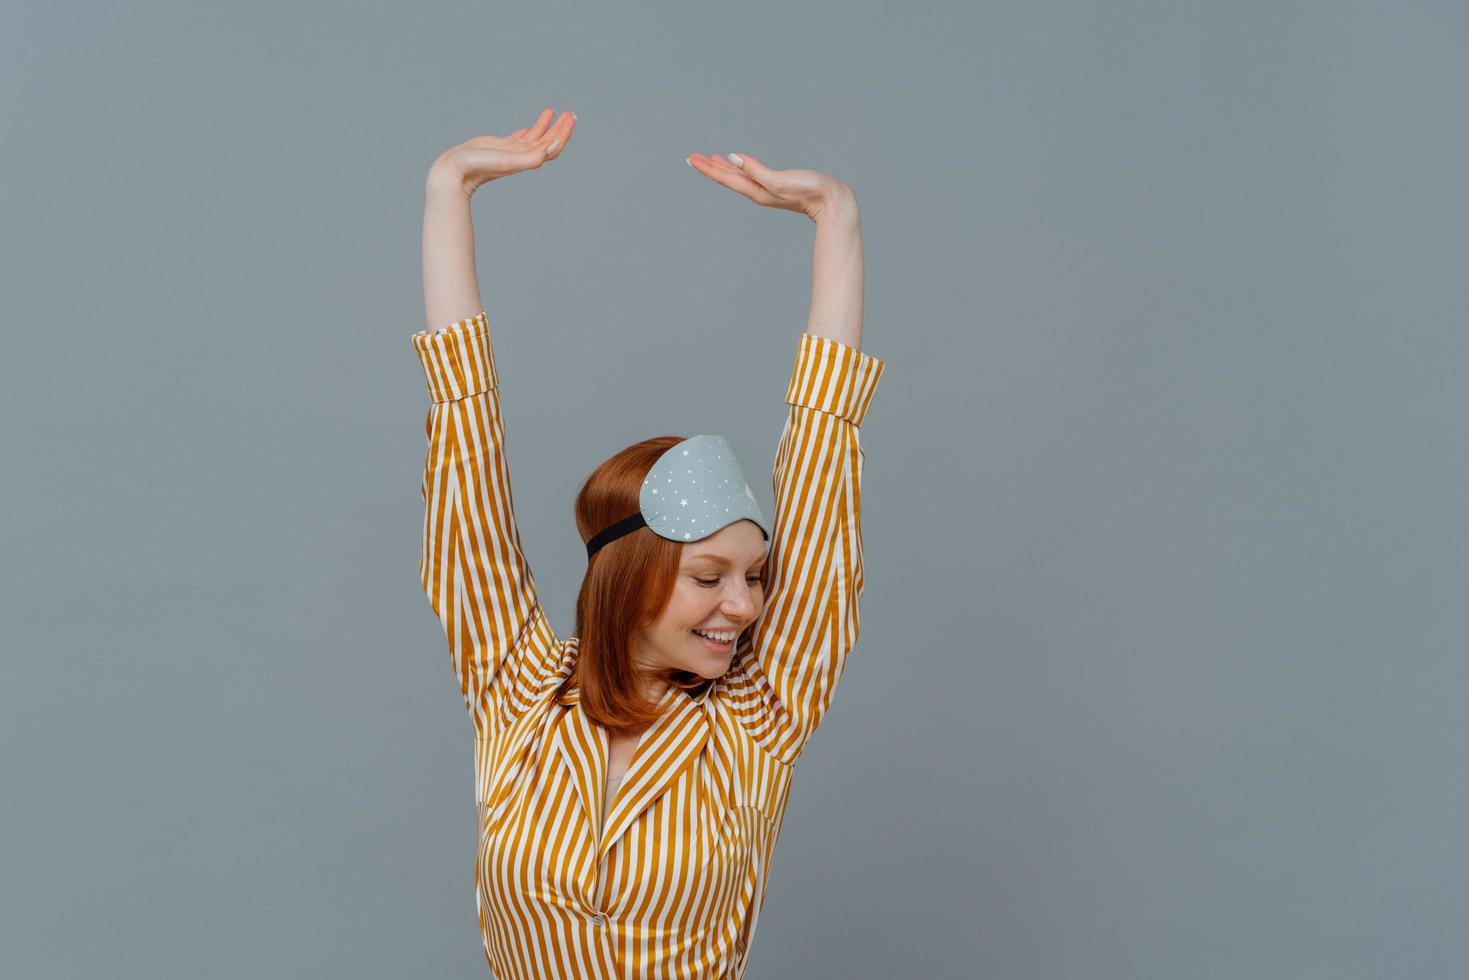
[585,434,769,559]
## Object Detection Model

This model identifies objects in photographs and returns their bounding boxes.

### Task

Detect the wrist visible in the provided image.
[810,185,859,226]
[426,159,474,200]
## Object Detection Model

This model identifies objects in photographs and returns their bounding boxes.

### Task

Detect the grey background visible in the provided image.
[3,1,1467,978]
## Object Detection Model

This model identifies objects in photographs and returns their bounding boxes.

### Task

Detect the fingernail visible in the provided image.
[686,156,694,168]
[547,140,560,153]
[727,153,743,167]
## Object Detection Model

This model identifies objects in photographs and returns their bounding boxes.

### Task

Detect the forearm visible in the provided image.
[805,191,863,351]
[422,166,485,334]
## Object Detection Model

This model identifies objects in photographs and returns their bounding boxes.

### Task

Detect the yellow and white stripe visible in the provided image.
[412,312,885,978]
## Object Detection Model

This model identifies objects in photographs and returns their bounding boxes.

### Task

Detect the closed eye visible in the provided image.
[695,576,763,587]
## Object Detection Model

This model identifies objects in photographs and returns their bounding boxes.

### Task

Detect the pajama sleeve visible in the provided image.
[411,311,561,732]
[742,332,886,762]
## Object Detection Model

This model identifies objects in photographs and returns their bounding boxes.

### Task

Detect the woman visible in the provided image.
[411,107,886,979]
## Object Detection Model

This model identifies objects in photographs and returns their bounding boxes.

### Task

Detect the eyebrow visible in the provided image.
[687,553,767,566]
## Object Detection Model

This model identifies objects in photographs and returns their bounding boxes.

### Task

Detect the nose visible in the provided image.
[719,580,760,622]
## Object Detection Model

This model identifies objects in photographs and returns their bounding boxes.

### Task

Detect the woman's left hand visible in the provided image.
[687,152,854,222]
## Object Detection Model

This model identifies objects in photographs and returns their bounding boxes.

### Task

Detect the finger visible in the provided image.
[707,152,768,187]
[726,152,778,190]
[703,153,752,177]
[542,111,576,158]
[527,108,556,139]
[689,154,779,205]
[513,110,570,150]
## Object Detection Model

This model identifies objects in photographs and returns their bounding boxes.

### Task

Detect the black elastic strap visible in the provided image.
[586,511,647,559]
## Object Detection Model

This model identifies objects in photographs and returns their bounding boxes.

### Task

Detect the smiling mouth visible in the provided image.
[691,630,735,651]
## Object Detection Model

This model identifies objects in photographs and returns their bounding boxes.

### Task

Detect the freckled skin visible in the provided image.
[631,520,768,696]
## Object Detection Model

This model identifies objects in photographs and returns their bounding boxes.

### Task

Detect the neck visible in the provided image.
[628,649,672,707]
[643,675,671,706]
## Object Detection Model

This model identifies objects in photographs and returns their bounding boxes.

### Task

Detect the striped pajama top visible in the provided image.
[411,311,885,979]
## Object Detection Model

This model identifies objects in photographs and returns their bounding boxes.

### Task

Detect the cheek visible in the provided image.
[665,588,709,632]
[679,584,714,612]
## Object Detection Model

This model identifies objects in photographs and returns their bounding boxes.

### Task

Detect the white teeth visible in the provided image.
[693,629,736,643]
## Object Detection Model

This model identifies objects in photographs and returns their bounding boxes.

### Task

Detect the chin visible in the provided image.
[676,656,727,681]
[685,656,734,681]
[656,630,740,681]
[693,660,731,680]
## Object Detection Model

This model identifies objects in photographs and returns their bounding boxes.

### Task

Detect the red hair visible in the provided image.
[555,436,713,734]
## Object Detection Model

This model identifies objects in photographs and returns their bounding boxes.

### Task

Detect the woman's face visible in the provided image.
[633,520,768,682]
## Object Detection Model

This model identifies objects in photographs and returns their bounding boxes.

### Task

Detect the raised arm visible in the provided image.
[413,108,577,732]
[751,324,884,759]
[687,152,886,760]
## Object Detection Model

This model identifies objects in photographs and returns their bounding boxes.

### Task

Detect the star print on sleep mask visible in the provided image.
[585,434,769,559]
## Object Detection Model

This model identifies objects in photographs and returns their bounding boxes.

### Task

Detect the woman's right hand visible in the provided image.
[429,107,577,196]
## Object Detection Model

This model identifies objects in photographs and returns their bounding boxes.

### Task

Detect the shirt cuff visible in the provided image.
[783,332,886,427]
[410,310,499,403]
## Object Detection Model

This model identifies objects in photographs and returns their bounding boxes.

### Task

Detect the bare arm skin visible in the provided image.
[805,195,863,350]
[421,175,482,333]
[422,107,578,333]
[424,115,859,348]
[687,152,864,351]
